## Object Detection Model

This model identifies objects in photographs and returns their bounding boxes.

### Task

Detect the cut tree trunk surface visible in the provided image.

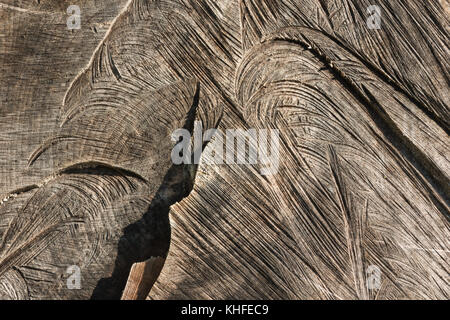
[0,0,449,300]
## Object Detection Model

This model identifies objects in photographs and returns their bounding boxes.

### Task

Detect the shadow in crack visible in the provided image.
[90,163,192,299]
[91,83,201,299]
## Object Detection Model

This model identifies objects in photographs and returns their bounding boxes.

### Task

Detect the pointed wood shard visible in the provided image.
[121,256,166,300]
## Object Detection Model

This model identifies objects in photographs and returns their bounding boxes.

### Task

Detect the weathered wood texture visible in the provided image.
[0,0,449,299]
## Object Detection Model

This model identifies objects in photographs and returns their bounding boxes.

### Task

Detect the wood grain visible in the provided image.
[0,0,449,299]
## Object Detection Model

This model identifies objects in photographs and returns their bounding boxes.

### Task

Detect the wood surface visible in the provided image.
[0,0,448,299]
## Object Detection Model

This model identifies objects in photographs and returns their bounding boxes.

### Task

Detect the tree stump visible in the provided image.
[0,0,448,300]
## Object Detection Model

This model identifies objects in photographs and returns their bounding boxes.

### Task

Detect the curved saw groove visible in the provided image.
[28,79,201,182]
[232,24,449,298]
[236,32,449,216]
[239,0,449,129]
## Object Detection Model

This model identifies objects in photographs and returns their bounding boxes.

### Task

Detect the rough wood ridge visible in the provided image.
[0,0,448,299]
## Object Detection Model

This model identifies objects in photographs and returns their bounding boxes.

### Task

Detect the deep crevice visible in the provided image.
[90,82,207,299]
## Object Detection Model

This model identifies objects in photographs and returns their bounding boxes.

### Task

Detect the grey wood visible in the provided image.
[0,0,448,299]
